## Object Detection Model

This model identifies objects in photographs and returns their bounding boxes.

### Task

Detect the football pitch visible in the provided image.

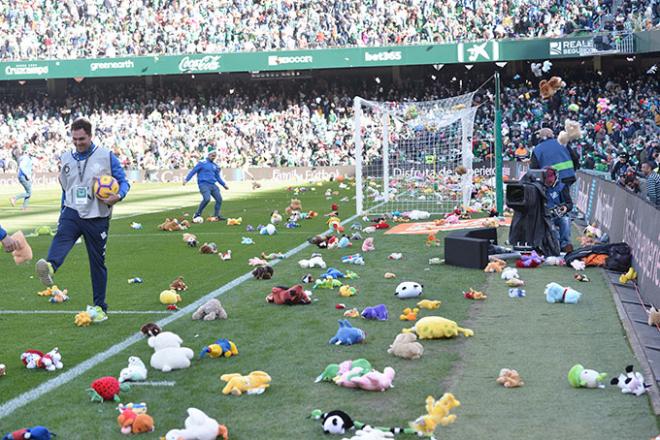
[0,180,658,439]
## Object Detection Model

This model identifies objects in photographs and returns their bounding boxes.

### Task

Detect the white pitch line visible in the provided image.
[129,381,176,387]
[0,310,171,315]
[0,212,360,420]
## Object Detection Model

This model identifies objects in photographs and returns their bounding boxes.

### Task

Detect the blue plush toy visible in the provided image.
[545,282,582,304]
[329,320,366,345]
[341,254,365,265]
[199,338,239,358]
[3,426,55,440]
[337,236,351,248]
[321,268,345,279]
[241,237,254,245]
[361,304,389,321]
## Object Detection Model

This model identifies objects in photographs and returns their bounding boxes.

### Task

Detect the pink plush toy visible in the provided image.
[336,367,396,392]
[248,257,268,266]
[361,238,375,252]
[444,214,459,224]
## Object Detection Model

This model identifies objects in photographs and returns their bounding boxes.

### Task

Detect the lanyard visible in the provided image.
[76,145,96,184]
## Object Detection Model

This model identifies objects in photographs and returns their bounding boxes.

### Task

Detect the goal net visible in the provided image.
[354,92,479,215]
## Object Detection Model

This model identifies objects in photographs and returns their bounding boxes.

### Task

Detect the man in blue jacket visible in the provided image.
[530,127,578,186]
[35,118,130,321]
[0,223,18,252]
[184,147,229,221]
[544,167,574,253]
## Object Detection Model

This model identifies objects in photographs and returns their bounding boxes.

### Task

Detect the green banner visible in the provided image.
[0,32,653,81]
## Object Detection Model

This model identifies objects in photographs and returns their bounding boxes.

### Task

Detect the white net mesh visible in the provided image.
[354,92,478,215]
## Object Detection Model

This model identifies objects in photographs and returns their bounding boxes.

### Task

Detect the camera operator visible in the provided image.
[544,166,574,253]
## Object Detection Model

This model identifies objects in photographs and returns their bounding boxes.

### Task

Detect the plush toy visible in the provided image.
[301,273,314,284]
[395,282,423,299]
[326,235,340,249]
[388,333,424,360]
[182,233,197,247]
[192,299,227,320]
[570,259,586,271]
[341,254,365,265]
[463,288,487,300]
[539,76,565,99]
[568,364,607,389]
[329,320,366,345]
[384,272,396,279]
[363,226,376,234]
[505,278,525,287]
[199,243,218,254]
[361,238,375,252]
[241,236,254,245]
[596,97,611,113]
[252,265,274,280]
[261,251,285,260]
[159,218,185,232]
[351,232,363,241]
[339,285,357,298]
[168,276,187,292]
[0,364,5,377]
[164,408,228,440]
[416,300,441,310]
[119,356,148,383]
[20,347,63,372]
[270,211,282,224]
[648,306,660,326]
[117,407,155,434]
[130,222,143,230]
[409,394,460,437]
[361,304,388,320]
[496,368,524,388]
[337,236,352,248]
[200,338,239,359]
[285,198,302,215]
[314,277,343,290]
[9,231,32,264]
[159,290,182,306]
[140,323,161,337]
[148,331,194,372]
[484,258,506,273]
[500,267,519,281]
[428,257,442,265]
[619,267,637,284]
[399,307,419,321]
[88,376,130,402]
[610,365,650,396]
[314,409,355,435]
[2,426,56,440]
[309,234,330,248]
[508,288,526,298]
[248,257,268,267]
[225,217,241,226]
[403,316,474,339]
[327,216,345,233]
[316,359,373,383]
[336,367,396,392]
[544,256,565,266]
[574,273,590,282]
[220,371,271,396]
[267,285,312,305]
[516,251,543,268]
[260,224,277,235]
[299,254,327,269]
[322,268,346,279]
[350,223,363,231]
[404,210,430,220]
[48,288,69,303]
[219,250,232,261]
[344,308,360,318]
[545,282,582,304]
[557,119,582,145]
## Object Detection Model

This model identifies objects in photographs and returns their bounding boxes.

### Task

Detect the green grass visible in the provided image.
[0,181,658,438]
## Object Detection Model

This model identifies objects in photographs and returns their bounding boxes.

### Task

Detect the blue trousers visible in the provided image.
[15,175,32,207]
[195,183,222,217]
[47,207,110,311]
[551,216,572,249]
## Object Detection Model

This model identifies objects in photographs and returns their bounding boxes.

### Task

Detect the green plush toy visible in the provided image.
[315,359,372,383]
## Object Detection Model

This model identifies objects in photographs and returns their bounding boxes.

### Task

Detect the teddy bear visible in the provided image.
[484,258,507,273]
[192,299,227,320]
[119,356,148,383]
[266,285,311,305]
[299,254,327,269]
[539,76,565,99]
[148,331,194,372]
[252,265,274,280]
[557,119,582,145]
[496,368,524,388]
[199,242,218,254]
[309,234,330,248]
[140,322,161,337]
[220,371,272,396]
[388,333,424,360]
[169,276,188,291]
[159,218,183,232]
[285,198,302,216]
[361,237,375,252]
[117,407,155,435]
[164,408,228,440]
[182,233,197,247]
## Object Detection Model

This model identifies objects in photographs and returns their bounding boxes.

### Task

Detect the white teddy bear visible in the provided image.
[298,254,327,269]
[500,267,519,281]
[148,331,194,373]
[164,408,226,440]
[119,356,148,383]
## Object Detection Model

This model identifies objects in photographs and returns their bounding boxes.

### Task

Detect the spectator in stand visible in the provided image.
[641,160,660,208]
[610,152,630,182]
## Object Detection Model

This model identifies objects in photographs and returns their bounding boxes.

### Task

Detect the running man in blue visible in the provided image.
[184,147,229,221]
[36,118,130,320]
[9,150,33,210]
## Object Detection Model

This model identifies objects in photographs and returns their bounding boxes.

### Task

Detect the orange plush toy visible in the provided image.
[539,76,565,99]
[266,285,311,305]
[117,408,155,434]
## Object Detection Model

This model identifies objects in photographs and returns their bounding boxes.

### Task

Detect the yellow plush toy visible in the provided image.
[339,285,357,297]
[74,311,92,327]
[403,316,474,339]
[400,307,419,321]
[410,394,461,437]
[220,371,271,396]
[227,217,242,226]
[159,290,182,305]
[384,272,397,279]
[417,300,441,310]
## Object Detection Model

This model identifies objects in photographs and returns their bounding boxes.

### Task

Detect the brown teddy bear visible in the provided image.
[496,368,524,388]
[192,299,227,320]
[285,198,302,215]
[158,218,182,232]
[140,322,161,337]
[387,333,424,360]
[169,276,188,291]
[200,243,218,254]
[308,234,329,248]
[539,76,565,99]
[484,258,507,273]
[266,285,311,305]
[252,265,274,280]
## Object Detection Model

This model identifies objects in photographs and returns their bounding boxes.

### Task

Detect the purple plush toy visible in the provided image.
[516,250,543,268]
[361,304,389,321]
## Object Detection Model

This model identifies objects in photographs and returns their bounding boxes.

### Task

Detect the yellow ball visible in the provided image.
[92,175,119,199]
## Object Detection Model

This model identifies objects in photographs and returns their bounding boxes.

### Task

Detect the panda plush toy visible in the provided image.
[321,410,354,435]
[395,282,423,299]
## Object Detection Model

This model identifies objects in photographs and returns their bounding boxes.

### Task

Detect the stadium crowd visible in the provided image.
[0,70,657,176]
[0,0,658,61]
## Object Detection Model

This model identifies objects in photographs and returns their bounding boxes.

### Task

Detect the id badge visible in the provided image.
[75,186,89,205]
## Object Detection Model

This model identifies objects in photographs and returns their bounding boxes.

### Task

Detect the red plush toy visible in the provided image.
[266,285,311,305]
[331,203,338,212]
[373,220,390,230]
[88,376,129,402]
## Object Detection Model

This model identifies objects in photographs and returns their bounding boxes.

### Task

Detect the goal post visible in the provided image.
[354,92,480,215]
